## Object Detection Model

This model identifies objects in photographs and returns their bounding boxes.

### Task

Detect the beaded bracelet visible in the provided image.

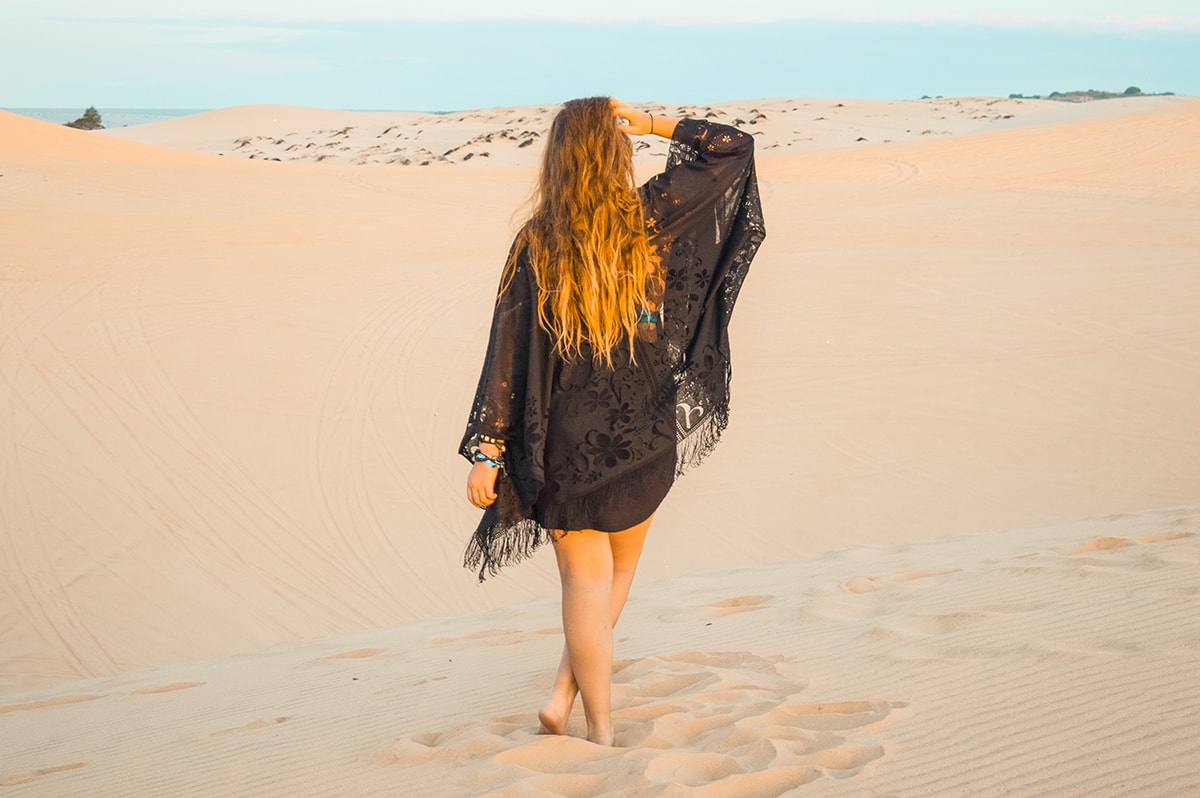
[472,450,504,469]
[479,434,506,452]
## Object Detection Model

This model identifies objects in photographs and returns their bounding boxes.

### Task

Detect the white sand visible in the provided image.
[2,509,1197,794]
[2,95,1199,795]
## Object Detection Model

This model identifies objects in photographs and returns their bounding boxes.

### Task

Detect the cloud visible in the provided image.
[145,21,312,45]
[775,11,1200,31]
[7,0,1200,27]
[969,13,1200,30]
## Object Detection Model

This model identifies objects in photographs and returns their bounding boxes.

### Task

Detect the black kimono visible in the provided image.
[460,119,765,579]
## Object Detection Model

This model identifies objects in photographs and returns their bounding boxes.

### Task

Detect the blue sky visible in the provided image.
[2,1,1197,110]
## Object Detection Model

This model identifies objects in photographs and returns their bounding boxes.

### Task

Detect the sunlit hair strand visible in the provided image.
[504,96,660,367]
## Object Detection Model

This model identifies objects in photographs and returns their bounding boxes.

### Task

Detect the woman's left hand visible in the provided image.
[467,462,499,509]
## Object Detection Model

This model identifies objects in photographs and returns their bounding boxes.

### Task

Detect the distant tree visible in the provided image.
[1123,86,1142,95]
[65,107,104,130]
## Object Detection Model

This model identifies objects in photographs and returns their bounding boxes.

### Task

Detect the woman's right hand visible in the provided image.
[467,462,499,509]
[612,98,678,139]
[611,99,652,135]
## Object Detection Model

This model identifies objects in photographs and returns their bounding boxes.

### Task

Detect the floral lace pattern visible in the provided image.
[461,119,766,579]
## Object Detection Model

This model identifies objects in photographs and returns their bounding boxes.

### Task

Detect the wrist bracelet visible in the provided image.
[473,450,503,469]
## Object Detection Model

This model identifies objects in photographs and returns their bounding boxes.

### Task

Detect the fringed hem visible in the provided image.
[464,447,676,581]
[463,466,549,582]
[463,514,550,583]
[675,402,730,478]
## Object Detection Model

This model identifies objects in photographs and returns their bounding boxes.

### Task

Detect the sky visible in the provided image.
[2,1,1197,110]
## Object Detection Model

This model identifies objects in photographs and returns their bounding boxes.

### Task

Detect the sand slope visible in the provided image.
[2,95,1199,708]
[1,508,1196,795]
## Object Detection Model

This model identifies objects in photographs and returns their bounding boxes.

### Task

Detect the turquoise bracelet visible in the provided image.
[473,450,503,469]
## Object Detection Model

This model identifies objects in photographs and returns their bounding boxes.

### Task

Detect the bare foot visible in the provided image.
[537,695,573,735]
[586,727,615,747]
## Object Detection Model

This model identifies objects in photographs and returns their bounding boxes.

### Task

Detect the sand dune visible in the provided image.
[2,95,1199,795]
[100,95,1192,165]
[2,508,1196,795]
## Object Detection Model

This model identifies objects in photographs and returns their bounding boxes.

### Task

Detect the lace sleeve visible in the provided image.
[459,248,534,462]
[639,118,766,473]
[644,119,756,232]
[667,118,753,166]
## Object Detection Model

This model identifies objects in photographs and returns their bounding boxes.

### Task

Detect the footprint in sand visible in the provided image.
[841,577,881,594]
[1078,536,1135,552]
[877,611,997,638]
[130,682,205,695]
[840,568,959,594]
[890,569,960,583]
[765,700,896,731]
[0,763,86,787]
[378,670,455,696]
[812,744,886,777]
[658,594,773,623]
[708,595,773,615]
[0,694,100,715]
[804,595,891,622]
[374,649,901,794]
[210,717,289,737]
[320,648,386,660]
[430,629,523,645]
[1078,532,1194,553]
[1138,532,1194,543]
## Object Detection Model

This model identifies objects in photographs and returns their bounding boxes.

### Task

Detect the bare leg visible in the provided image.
[538,516,651,745]
[537,646,578,735]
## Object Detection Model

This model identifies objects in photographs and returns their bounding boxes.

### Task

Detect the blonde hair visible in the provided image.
[506,96,660,367]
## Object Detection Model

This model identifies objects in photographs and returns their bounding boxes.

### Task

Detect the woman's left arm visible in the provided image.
[460,251,535,507]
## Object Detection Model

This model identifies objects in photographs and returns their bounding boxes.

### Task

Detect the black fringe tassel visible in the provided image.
[675,403,730,477]
[462,470,548,582]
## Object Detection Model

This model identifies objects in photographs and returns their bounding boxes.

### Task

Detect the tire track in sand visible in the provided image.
[0,263,127,679]
[113,272,375,625]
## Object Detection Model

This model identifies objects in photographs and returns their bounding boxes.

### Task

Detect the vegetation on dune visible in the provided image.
[1008,87,1175,102]
[65,106,104,130]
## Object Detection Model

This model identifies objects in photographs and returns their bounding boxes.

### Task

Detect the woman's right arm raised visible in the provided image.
[618,100,756,233]
[611,99,679,139]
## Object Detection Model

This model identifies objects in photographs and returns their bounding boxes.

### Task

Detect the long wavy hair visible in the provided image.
[505,96,660,367]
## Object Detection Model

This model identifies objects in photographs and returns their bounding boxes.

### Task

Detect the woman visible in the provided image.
[460,97,764,746]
